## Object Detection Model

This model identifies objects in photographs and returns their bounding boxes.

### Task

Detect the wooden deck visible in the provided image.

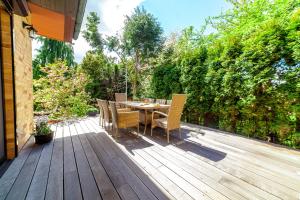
[0,117,300,200]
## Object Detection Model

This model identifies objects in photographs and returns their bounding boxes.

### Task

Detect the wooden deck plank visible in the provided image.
[74,120,121,200]
[193,134,300,191]
[68,122,102,200]
[142,143,247,200]
[144,135,281,200]
[182,123,300,168]
[63,122,82,200]
[89,117,287,198]
[126,150,191,200]
[85,127,188,199]
[190,129,300,179]
[93,121,245,200]
[45,123,64,200]
[184,136,299,199]
[0,137,34,199]
[5,142,43,200]
[85,119,176,199]
[143,148,229,200]
[87,118,191,200]
[78,120,139,200]
[2,116,300,200]
[25,125,57,200]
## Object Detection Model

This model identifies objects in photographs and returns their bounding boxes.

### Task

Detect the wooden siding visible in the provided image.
[0,8,16,159]
[13,14,33,150]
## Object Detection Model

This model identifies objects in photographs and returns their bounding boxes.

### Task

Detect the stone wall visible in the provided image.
[13,15,34,150]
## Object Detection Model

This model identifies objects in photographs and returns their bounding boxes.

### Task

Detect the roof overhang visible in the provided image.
[11,0,86,42]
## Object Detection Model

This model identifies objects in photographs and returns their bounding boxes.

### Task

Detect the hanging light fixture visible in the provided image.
[22,22,37,39]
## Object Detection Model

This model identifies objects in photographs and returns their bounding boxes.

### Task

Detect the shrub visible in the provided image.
[33,61,91,119]
[35,121,52,136]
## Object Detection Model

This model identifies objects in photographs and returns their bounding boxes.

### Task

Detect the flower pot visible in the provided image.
[34,131,54,144]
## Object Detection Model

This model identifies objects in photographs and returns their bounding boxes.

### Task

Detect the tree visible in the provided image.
[33,36,74,79]
[81,12,128,100]
[123,7,163,96]
[82,12,104,52]
[80,52,127,100]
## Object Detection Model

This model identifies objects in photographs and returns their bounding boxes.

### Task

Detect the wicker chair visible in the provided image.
[144,98,155,103]
[166,100,172,105]
[139,99,168,124]
[109,101,139,137]
[115,93,127,108]
[96,99,104,127]
[99,99,131,130]
[156,99,169,113]
[98,100,112,130]
[151,94,187,143]
[115,93,127,102]
[156,99,166,104]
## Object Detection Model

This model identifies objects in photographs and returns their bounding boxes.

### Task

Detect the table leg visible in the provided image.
[144,109,147,135]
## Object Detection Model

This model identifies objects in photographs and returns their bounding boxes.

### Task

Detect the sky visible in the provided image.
[32,0,231,63]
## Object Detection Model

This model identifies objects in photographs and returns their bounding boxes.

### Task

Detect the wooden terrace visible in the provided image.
[0,117,300,200]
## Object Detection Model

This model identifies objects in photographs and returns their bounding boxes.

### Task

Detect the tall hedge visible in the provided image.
[148,0,300,148]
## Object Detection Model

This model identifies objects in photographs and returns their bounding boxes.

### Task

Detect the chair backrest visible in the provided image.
[115,93,127,102]
[100,100,110,123]
[144,98,155,103]
[166,100,172,105]
[167,94,187,130]
[96,99,102,109]
[156,99,166,104]
[96,99,103,116]
[109,101,118,129]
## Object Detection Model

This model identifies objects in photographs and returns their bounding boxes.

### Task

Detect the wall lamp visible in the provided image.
[22,22,37,39]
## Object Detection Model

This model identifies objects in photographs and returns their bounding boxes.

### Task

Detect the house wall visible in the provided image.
[0,7,16,159]
[0,6,34,158]
[13,15,34,150]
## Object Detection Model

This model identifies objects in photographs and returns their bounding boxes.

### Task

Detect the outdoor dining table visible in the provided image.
[119,101,170,134]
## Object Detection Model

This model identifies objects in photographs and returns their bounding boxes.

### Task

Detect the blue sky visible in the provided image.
[33,0,231,62]
[140,0,230,35]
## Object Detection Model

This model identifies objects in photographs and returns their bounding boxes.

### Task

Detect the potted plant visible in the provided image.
[34,121,54,144]
[87,106,99,117]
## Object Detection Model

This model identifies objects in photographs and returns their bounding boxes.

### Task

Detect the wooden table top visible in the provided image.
[119,101,170,110]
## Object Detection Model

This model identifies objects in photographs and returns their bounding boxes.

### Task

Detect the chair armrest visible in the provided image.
[118,111,139,120]
[152,111,168,118]
[118,111,139,127]
[117,108,131,112]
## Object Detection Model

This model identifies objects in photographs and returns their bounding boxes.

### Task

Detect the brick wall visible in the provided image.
[13,15,34,150]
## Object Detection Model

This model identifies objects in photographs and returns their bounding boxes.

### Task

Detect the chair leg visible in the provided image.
[137,124,139,137]
[167,130,170,143]
[114,128,119,138]
[151,126,153,136]
[179,128,182,139]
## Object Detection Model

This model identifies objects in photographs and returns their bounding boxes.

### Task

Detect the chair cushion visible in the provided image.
[153,118,168,128]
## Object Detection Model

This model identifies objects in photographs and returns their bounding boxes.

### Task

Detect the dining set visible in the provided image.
[97,93,187,143]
